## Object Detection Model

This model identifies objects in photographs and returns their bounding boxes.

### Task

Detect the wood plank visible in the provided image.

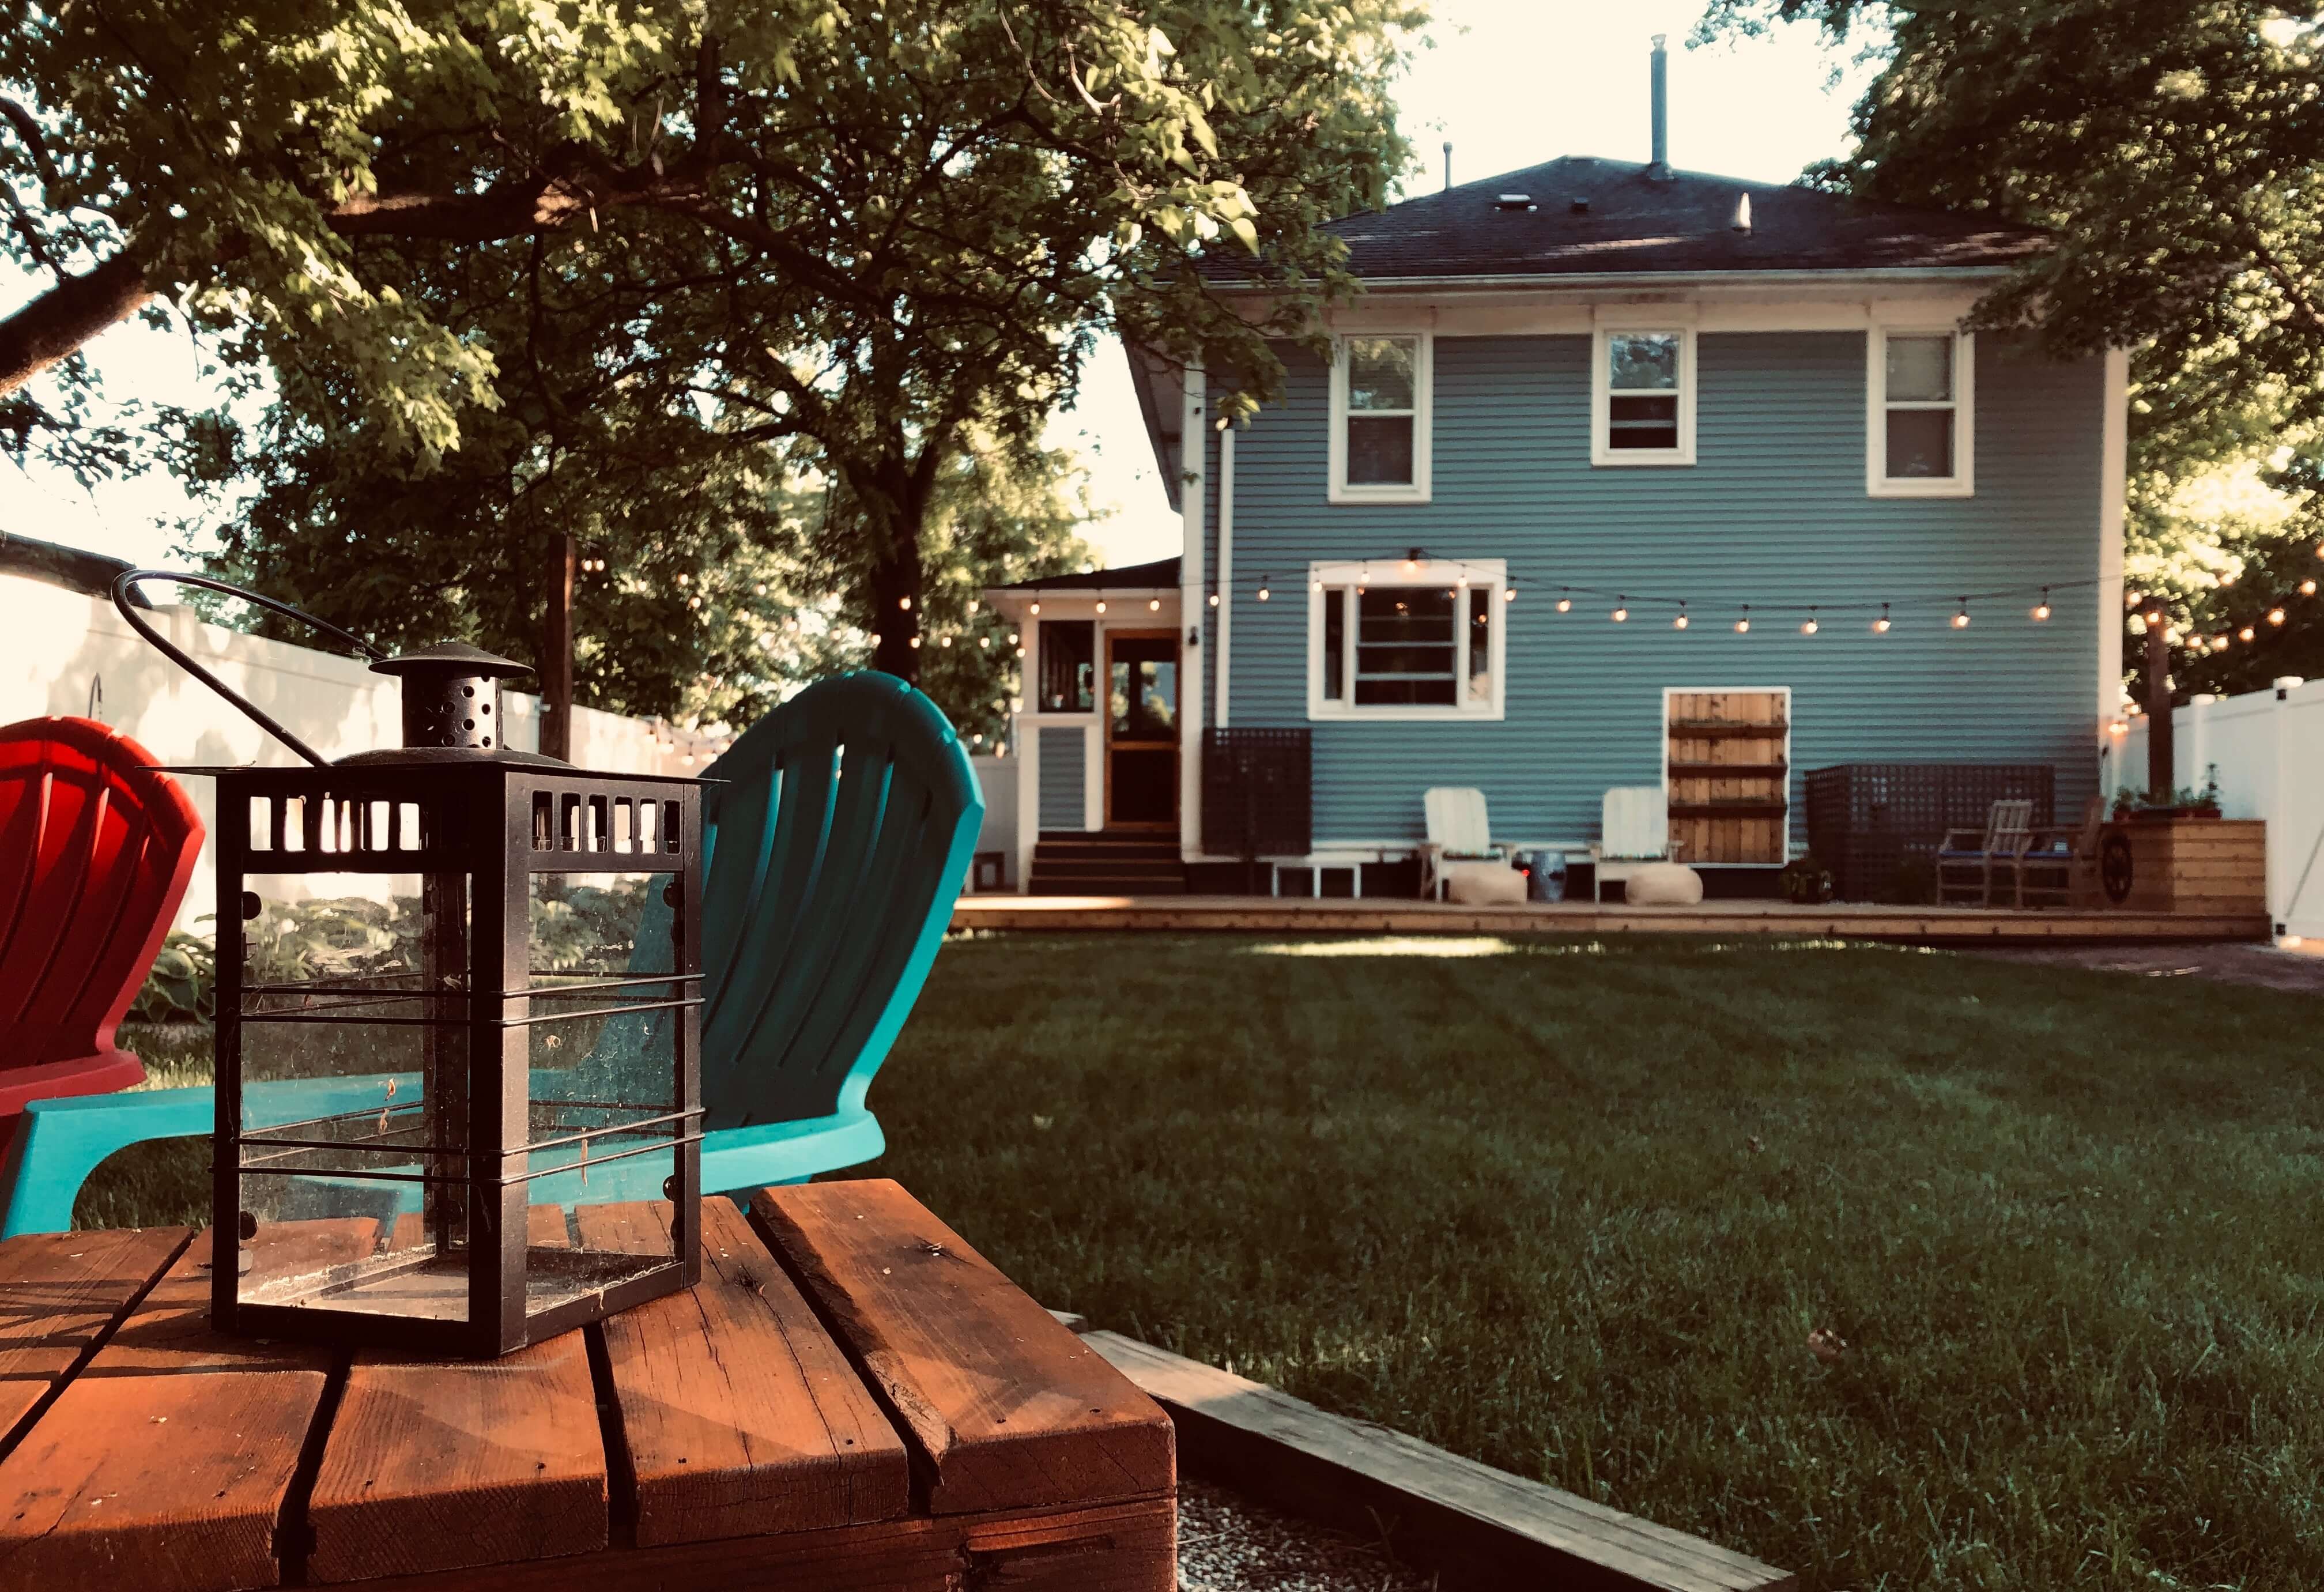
[0,1225,187,1443]
[0,1221,375,1592]
[582,1198,910,1547]
[312,1495,1176,1592]
[307,1325,606,1583]
[750,1180,1174,1517]
[1083,1329,1794,1592]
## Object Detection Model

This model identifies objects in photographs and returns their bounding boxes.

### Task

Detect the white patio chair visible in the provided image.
[1419,787,1511,900]
[1588,787,1687,903]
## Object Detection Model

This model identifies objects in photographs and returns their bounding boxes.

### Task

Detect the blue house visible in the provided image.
[987,52,2126,897]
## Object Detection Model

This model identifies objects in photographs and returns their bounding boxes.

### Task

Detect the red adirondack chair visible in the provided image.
[0,717,203,1119]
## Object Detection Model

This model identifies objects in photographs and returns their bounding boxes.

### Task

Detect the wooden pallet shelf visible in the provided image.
[1666,720,1790,740]
[1667,762,1789,780]
[1669,801,1789,819]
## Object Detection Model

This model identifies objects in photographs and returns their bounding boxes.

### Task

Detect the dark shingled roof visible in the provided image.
[988,557,1181,593]
[1218,156,2047,284]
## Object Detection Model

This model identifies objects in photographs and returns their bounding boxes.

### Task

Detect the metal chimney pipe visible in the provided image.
[1443,141,1452,193]
[1648,35,1673,180]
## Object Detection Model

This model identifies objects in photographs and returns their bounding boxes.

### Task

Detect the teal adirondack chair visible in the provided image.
[0,672,983,1236]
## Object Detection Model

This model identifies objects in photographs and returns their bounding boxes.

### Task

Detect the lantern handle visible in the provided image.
[111,569,388,769]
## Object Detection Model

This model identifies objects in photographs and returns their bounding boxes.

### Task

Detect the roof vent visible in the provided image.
[1570,197,1590,214]
[1495,193,1536,212]
[1732,193,1752,233]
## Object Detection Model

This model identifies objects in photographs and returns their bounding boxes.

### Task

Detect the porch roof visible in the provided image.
[984,557,1182,601]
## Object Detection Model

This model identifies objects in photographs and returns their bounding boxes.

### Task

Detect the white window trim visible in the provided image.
[1592,326,1696,467]
[1306,558,1506,723]
[1868,327,1975,497]
[1327,333,1433,504]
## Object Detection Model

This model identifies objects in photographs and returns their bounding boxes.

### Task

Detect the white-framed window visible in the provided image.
[1327,334,1432,503]
[1307,559,1505,722]
[1592,327,1695,466]
[1868,327,1974,496]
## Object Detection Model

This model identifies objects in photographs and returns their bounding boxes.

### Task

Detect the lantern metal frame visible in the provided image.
[114,570,704,1357]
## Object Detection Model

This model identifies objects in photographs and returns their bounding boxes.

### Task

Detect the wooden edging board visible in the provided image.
[953,895,2270,944]
[1074,1326,1797,1592]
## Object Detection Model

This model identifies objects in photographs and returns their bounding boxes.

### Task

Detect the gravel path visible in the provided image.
[1963,940,2324,995]
[1177,1477,1437,1591]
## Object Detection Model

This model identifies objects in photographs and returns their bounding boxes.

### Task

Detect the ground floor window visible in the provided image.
[1039,620,1095,712]
[1307,559,1505,720]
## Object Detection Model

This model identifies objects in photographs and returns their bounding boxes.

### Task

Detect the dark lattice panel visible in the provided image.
[1805,763,2057,901]
[1202,729,1312,859]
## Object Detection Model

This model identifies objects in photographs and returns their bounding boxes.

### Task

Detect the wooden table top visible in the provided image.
[0,1180,1175,1591]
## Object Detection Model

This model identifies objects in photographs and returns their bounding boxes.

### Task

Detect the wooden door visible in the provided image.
[1104,631,1179,829]
[1665,691,1789,865]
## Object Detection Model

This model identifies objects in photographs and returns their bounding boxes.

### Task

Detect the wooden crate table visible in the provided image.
[0,1180,1175,1591]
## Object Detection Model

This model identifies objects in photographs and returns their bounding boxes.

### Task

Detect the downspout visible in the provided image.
[1014,606,1038,891]
[1178,370,1208,863]
[1215,424,1235,730]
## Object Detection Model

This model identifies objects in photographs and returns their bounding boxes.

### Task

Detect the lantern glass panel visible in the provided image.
[518,870,684,1310]
[234,873,476,1321]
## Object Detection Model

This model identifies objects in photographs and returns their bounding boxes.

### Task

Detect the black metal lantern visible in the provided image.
[116,573,702,1357]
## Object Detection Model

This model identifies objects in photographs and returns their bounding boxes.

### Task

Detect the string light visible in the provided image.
[2269,608,2288,626]
[1503,582,1515,603]
[1030,601,1041,616]
[1401,548,1424,573]
[1801,608,1819,636]
[2304,580,2318,596]
[1952,598,1971,629]
[1735,605,1751,634]
[1257,575,1272,602]
[1673,603,1689,630]
[1873,603,1892,634]
[1556,588,1572,613]
[899,595,911,610]
[939,635,952,648]
[909,636,922,649]
[1611,597,1629,623]
[1148,597,1160,612]
[2239,624,2256,642]
[1209,591,1221,607]
[979,636,991,648]
[2032,588,2052,621]
[967,599,979,614]
[1095,598,1107,614]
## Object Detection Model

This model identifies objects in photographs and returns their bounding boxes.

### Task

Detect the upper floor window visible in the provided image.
[1328,334,1432,503]
[1593,328,1695,466]
[1869,328,1974,496]
[1308,559,1504,721]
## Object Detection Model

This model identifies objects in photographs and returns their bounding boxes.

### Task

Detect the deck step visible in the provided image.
[1029,832,1186,895]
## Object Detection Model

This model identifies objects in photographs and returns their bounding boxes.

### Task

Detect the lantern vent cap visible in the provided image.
[369,642,533,680]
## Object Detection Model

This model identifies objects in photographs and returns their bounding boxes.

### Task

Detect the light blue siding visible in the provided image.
[1216,331,2106,850]
[1039,726,1085,831]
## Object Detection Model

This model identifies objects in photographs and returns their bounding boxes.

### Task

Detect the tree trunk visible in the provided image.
[0,253,154,398]
[868,537,923,681]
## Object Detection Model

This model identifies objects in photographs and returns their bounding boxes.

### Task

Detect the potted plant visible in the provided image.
[1781,855,1835,904]
[2111,765,2223,823]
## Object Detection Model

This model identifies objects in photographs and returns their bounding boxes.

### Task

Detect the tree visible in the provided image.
[4,0,1425,678]
[1695,0,2324,692]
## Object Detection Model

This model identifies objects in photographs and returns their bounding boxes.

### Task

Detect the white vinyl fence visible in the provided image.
[2,573,695,933]
[2106,675,2324,941]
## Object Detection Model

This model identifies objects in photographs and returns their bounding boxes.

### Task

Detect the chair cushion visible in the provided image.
[1623,861,1705,906]
[1444,861,1527,906]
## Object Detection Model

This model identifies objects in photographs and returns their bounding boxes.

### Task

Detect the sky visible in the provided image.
[4,1,1880,573]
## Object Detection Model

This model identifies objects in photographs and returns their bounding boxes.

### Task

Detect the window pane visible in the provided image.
[1350,587,1458,706]
[1467,587,1492,703]
[1346,415,1415,485]
[1886,408,1955,478]
[1608,333,1680,391]
[1886,335,1952,402]
[1355,677,1459,707]
[1039,620,1095,711]
[1346,337,1417,411]
[1608,394,1680,450]
[1323,588,1346,700]
[1108,646,1176,739]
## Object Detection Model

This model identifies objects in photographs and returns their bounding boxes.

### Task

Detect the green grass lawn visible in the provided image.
[93,934,2324,1591]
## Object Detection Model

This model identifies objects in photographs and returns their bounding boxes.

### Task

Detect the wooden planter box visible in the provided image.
[2096,816,2266,914]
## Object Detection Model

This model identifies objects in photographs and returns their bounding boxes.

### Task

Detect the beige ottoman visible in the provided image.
[1622,861,1705,906]
[1444,861,1529,906]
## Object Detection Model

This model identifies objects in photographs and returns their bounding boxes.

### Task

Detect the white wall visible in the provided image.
[2,575,693,932]
[2106,676,2324,941]
[969,753,1017,889]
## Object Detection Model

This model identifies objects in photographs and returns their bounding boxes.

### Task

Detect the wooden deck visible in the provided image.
[956,893,2272,944]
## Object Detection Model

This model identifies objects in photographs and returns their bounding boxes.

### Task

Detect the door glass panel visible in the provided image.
[1108,649,1176,740]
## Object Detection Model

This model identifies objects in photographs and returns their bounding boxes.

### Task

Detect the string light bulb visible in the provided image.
[2269,608,2288,626]
[2304,580,2319,596]
[2239,624,2256,642]
[1873,603,1892,634]
[1402,548,1424,574]
[909,636,922,649]
[1952,599,1971,629]
[1503,583,1516,603]
[940,635,952,647]
[979,636,991,648]
[1029,601,1041,616]
[1209,591,1221,607]
[899,595,911,610]
[2032,588,2052,621]
[1801,608,1820,636]
[1612,598,1629,623]
[1556,588,1572,613]
[1257,576,1272,602]
[1735,605,1752,634]
[1673,604,1689,630]
[1095,599,1108,614]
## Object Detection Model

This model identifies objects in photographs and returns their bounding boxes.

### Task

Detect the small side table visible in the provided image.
[0,1180,1175,1590]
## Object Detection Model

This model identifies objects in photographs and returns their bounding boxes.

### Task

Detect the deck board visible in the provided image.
[750,1180,1175,1517]
[0,1225,187,1443]
[582,1198,911,1546]
[956,893,2270,942]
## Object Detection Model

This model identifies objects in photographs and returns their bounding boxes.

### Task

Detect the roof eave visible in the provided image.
[1209,263,2027,296]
